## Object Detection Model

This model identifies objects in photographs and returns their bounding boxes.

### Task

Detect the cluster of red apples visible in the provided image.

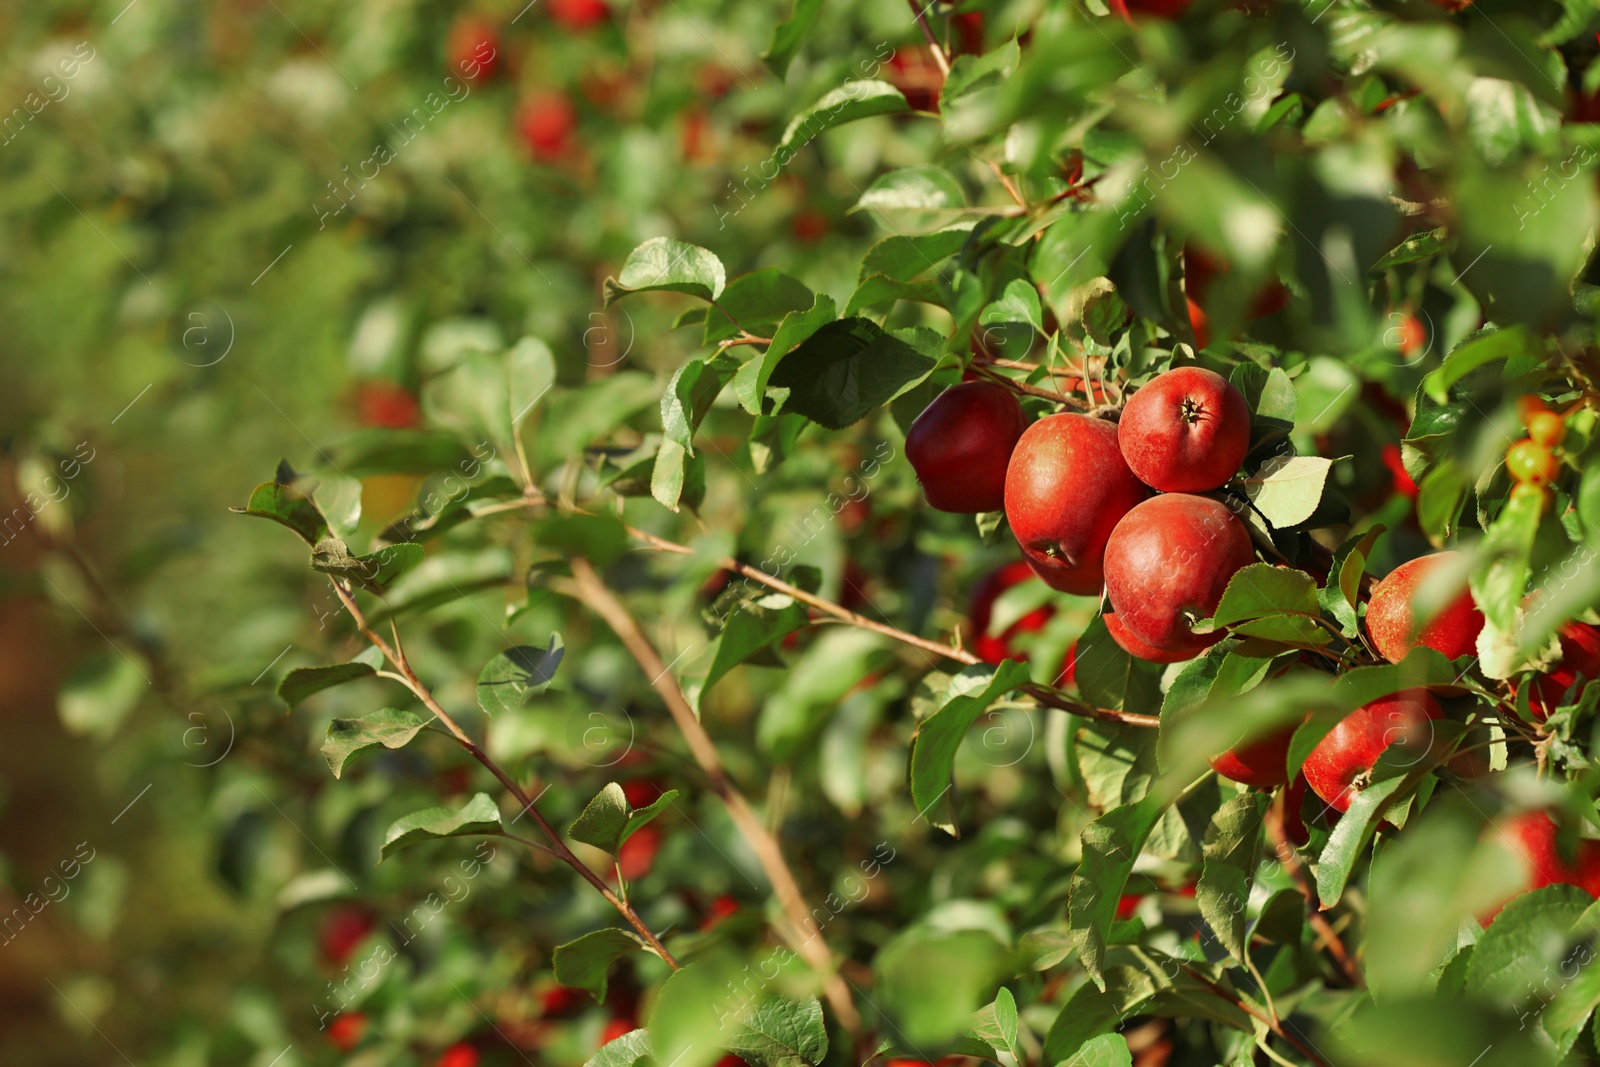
[907,364,1257,663]
[908,372,1600,909]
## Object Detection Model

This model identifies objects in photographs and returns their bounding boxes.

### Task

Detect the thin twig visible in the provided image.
[969,362,1088,409]
[905,0,951,76]
[328,579,680,969]
[1265,788,1363,988]
[565,558,863,1032]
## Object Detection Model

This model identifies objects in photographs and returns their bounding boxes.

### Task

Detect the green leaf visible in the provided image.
[1365,796,1530,999]
[1321,525,1386,637]
[325,429,476,477]
[908,660,1033,836]
[1242,456,1336,529]
[860,228,971,282]
[1424,326,1532,406]
[232,482,330,546]
[1068,797,1165,986]
[313,475,362,537]
[1075,614,1165,714]
[1466,885,1593,1007]
[853,166,966,215]
[942,39,1020,103]
[310,539,423,595]
[1416,459,1469,544]
[1197,792,1268,964]
[553,928,650,1003]
[1042,971,1154,1063]
[604,237,726,305]
[875,928,1008,1044]
[584,1026,653,1067]
[276,657,379,709]
[649,959,747,1067]
[695,593,810,708]
[776,81,910,156]
[704,270,813,345]
[1471,484,1545,632]
[568,782,681,855]
[1372,226,1449,270]
[322,708,431,778]
[725,996,829,1067]
[990,987,1019,1058]
[1209,563,1319,627]
[1032,207,1127,307]
[380,792,502,859]
[980,277,1044,332]
[738,294,838,415]
[509,336,557,432]
[58,651,148,741]
[477,636,565,716]
[761,0,825,78]
[766,318,936,429]
[1071,1034,1133,1067]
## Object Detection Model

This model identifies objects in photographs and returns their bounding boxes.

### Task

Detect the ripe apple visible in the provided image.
[1210,724,1296,788]
[518,93,578,160]
[1497,812,1600,895]
[1301,690,1441,813]
[1103,610,1196,664]
[327,1013,368,1053]
[356,380,421,429]
[1379,443,1417,500]
[618,823,661,881]
[436,1043,480,1067]
[550,0,610,30]
[1185,296,1210,350]
[700,893,740,931]
[1526,621,1600,718]
[447,18,500,80]
[1101,494,1255,659]
[1117,366,1251,493]
[906,382,1029,513]
[599,1018,637,1045]
[318,905,375,967]
[791,207,828,243]
[1364,552,1485,663]
[969,561,1053,664]
[1005,414,1149,595]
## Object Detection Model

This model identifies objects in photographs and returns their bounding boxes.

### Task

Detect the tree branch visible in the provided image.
[328,579,680,970]
[565,558,863,1032]
[1265,788,1363,988]
[905,0,950,76]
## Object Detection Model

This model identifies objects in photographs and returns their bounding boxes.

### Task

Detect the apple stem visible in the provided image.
[905,0,951,77]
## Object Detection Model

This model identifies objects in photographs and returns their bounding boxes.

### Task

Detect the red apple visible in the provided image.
[327,1013,368,1053]
[437,1043,480,1067]
[1301,690,1441,813]
[1117,366,1251,493]
[356,381,421,429]
[618,824,661,881]
[1527,621,1600,718]
[1103,610,1197,664]
[700,893,740,931]
[1365,552,1485,664]
[969,561,1054,664]
[318,905,376,967]
[791,207,828,243]
[1497,812,1600,895]
[1101,494,1255,659]
[448,18,500,80]
[518,93,577,160]
[1005,414,1149,595]
[550,0,610,29]
[1379,443,1417,500]
[906,382,1028,513]
[1210,724,1296,788]
[1186,296,1211,350]
[599,1018,638,1045]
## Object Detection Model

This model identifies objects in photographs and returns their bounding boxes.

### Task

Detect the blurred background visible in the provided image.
[0,1,930,1062]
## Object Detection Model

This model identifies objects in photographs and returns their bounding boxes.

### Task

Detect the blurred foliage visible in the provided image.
[7,0,1600,1065]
